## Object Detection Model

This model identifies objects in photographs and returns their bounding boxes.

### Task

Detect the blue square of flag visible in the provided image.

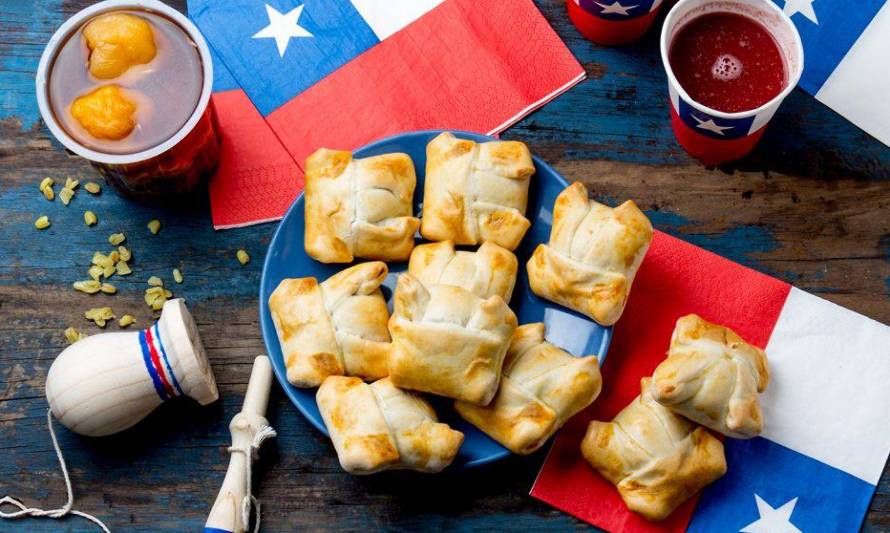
[190,0,380,115]
[688,437,875,533]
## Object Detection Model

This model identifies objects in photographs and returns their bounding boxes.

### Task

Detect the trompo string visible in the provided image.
[0,409,110,532]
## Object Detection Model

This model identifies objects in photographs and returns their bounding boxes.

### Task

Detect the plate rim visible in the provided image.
[258,129,610,469]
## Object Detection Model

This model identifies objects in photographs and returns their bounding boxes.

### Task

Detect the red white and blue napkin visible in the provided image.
[532,230,890,532]
[772,0,890,146]
[187,0,584,228]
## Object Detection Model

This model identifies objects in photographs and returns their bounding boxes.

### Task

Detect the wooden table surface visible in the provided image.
[2,0,888,531]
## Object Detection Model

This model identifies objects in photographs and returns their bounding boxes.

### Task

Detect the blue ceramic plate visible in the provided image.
[260,130,612,469]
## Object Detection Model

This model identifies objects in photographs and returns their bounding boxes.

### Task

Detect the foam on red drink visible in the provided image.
[669,13,786,113]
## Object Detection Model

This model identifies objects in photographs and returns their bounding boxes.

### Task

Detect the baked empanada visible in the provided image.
[527,182,653,326]
[388,273,517,405]
[651,314,769,438]
[269,262,391,387]
[304,148,420,263]
[581,378,726,521]
[455,323,602,454]
[420,132,534,251]
[317,376,464,474]
[408,240,518,301]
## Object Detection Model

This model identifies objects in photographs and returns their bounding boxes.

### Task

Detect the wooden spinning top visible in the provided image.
[45,298,218,436]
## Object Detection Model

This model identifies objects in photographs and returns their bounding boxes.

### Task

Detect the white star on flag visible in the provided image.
[782,0,818,24]
[252,3,313,57]
[740,495,802,533]
[692,114,734,135]
[595,1,638,15]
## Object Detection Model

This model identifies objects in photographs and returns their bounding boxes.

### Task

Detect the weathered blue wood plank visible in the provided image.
[0,0,63,129]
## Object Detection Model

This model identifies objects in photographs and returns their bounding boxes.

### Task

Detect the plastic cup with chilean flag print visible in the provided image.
[566,0,665,46]
[36,0,220,202]
[660,0,804,166]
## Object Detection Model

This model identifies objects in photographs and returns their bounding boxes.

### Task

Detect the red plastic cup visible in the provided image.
[35,0,219,202]
[567,0,665,46]
[660,0,803,165]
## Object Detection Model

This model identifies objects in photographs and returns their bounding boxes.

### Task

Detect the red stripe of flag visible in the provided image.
[208,90,304,228]
[144,326,177,399]
[531,231,791,532]
[266,0,584,165]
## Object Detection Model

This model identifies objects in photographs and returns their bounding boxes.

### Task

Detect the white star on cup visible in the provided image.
[692,114,734,135]
[595,1,638,16]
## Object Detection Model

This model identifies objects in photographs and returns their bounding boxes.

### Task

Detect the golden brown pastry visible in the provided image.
[388,273,517,405]
[651,314,769,439]
[420,132,534,251]
[581,378,727,521]
[527,182,653,326]
[269,262,391,387]
[304,148,420,263]
[316,376,464,474]
[455,323,602,454]
[408,240,518,301]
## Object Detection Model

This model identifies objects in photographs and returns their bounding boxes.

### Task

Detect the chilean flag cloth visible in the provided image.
[531,230,890,532]
[771,0,890,147]
[187,0,585,229]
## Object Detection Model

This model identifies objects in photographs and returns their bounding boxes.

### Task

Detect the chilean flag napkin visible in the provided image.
[531,230,890,532]
[771,0,890,147]
[187,0,585,229]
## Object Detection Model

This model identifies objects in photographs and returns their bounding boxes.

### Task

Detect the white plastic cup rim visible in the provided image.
[659,0,805,121]
[35,0,214,166]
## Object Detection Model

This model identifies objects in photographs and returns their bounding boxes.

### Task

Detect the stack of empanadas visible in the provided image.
[304,148,420,263]
[582,314,770,521]
[269,262,391,387]
[421,132,534,251]
[527,181,653,326]
[456,323,602,454]
[581,378,727,521]
[271,133,672,479]
[388,273,517,405]
[317,376,464,474]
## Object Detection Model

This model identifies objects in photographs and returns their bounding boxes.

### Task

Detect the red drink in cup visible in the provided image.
[567,0,665,46]
[660,0,803,165]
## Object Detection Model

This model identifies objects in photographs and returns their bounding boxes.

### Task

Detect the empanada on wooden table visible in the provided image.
[388,273,517,405]
[527,182,653,326]
[269,262,391,388]
[317,376,464,474]
[304,148,420,263]
[455,323,602,454]
[581,378,726,522]
[408,240,518,301]
[651,314,770,438]
[421,131,534,251]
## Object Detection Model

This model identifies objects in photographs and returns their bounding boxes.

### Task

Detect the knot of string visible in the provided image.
[227,424,276,533]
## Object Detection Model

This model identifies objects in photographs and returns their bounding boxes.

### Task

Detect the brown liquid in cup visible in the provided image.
[47,9,203,155]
